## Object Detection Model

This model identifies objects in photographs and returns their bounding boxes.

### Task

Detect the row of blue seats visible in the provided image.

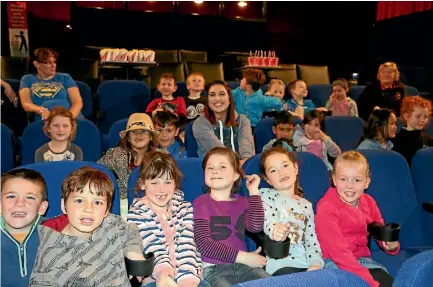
[2,111,433,172]
[11,148,433,286]
[4,78,423,136]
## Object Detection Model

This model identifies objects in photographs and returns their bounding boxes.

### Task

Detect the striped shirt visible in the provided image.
[193,194,264,264]
[127,190,202,286]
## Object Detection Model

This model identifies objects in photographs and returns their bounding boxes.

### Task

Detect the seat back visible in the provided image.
[349,85,365,101]
[127,158,205,206]
[97,80,150,134]
[411,147,433,245]
[179,50,207,63]
[393,249,433,287]
[148,62,186,90]
[358,150,425,250]
[75,80,93,120]
[21,119,102,164]
[154,49,179,63]
[108,118,128,149]
[405,85,420,96]
[297,64,330,85]
[20,161,120,217]
[425,118,433,137]
[233,269,370,287]
[1,124,14,173]
[185,121,199,157]
[307,84,333,107]
[324,116,365,151]
[267,65,297,85]
[186,62,224,82]
[227,81,240,91]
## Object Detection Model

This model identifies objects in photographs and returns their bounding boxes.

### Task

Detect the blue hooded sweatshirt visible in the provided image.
[1,215,44,287]
[232,87,282,127]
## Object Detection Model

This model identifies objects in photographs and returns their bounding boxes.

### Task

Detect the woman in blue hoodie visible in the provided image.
[193,80,255,165]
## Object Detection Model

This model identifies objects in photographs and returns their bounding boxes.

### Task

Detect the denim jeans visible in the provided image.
[324,257,388,272]
[142,279,211,287]
[204,263,270,287]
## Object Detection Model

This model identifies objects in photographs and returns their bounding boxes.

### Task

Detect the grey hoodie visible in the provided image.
[192,114,255,159]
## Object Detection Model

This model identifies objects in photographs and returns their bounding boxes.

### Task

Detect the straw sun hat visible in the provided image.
[119,113,155,139]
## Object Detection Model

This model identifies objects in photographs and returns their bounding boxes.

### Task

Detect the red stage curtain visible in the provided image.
[376,1,433,21]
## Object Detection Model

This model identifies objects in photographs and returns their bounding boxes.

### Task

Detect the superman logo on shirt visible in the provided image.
[32,82,63,98]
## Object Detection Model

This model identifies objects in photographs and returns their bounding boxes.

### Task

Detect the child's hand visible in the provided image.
[246,247,267,268]
[157,274,179,287]
[307,265,322,271]
[126,251,145,261]
[330,92,336,100]
[245,174,260,195]
[382,241,399,252]
[316,107,328,112]
[310,129,326,141]
[272,223,290,242]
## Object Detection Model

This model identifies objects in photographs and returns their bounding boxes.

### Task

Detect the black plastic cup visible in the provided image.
[263,234,291,259]
[368,222,400,242]
[125,252,155,277]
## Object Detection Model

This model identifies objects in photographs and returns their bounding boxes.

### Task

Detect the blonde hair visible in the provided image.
[269,79,285,90]
[333,151,370,178]
[377,62,400,82]
[187,72,205,86]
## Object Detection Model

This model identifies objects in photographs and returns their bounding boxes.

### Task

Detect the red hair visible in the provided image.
[43,107,77,140]
[204,80,238,127]
[400,96,432,125]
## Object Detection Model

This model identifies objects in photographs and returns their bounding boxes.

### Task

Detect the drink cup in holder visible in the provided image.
[367,222,400,242]
[263,234,291,259]
[248,57,258,66]
[125,252,155,277]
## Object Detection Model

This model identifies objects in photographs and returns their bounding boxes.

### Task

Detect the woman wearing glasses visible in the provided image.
[19,48,83,121]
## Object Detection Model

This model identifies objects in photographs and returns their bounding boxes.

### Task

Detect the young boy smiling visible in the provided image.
[1,169,49,287]
[29,167,145,287]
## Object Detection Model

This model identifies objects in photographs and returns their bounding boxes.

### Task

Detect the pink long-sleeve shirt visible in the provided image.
[315,187,400,287]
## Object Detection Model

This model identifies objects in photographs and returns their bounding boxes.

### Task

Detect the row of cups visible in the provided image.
[100,48,156,63]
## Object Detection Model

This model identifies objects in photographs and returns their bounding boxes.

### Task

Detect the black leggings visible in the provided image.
[369,268,393,287]
[272,267,308,276]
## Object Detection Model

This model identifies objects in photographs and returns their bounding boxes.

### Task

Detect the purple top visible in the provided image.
[193,193,264,264]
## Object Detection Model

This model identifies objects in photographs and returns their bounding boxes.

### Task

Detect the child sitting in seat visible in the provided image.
[316,151,399,287]
[392,96,433,165]
[232,69,282,129]
[146,73,187,120]
[127,151,208,287]
[185,72,207,123]
[259,147,324,276]
[153,111,187,159]
[357,109,397,150]
[287,80,327,120]
[1,169,49,287]
[262,110,295,152]
[35,106,83,162]
[193,147,270,286]
[293,110,341,171]
[29,166,146,286]
[263,79,289,118]
[325,79,358,117]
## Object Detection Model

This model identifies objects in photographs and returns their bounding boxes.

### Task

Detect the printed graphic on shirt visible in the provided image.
[187,103,205,119]
[43,150,75,162]
[32,82,63,98]
[276,208,308,245]
[210,214,245,241]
